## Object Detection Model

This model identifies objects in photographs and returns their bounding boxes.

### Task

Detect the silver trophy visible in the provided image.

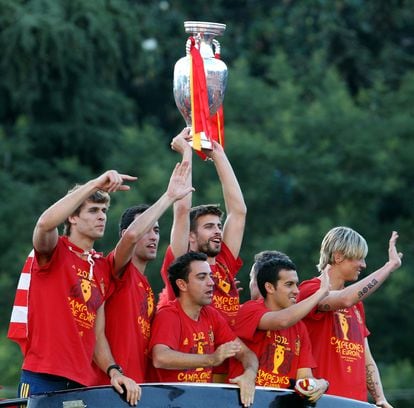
[173,21,228,150]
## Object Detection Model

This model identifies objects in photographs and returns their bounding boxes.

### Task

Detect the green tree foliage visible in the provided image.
[1,0,413,404]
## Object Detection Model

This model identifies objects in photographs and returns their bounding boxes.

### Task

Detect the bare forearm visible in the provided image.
[123,193,173,243]
[354,263,396,302]
[94,334,116,374]
[261,286,328,330]
[170,153,192,256]
[321,264,397,311]
[170,200,191,257]
[211,150,246,216]
[36,179,100,232]
[237,347,258,375]
[152,346,215,370]
[211,149,246,256]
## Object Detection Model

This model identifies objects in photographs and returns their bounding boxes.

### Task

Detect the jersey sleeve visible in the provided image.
[234,300,267,341]
[149,306,181,352]
[298,278,324,321]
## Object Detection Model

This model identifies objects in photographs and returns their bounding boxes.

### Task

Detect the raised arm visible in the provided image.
[317,232,402,311]
[204,142,247,258]
[113,161,193,277]
[170,128,193,257]
[33,170,137,260]
[259,269,330,330]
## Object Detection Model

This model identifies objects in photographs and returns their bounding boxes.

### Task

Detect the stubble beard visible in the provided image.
[198,240,221,258]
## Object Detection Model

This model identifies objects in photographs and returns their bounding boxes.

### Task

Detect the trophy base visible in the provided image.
[188,131,213,150]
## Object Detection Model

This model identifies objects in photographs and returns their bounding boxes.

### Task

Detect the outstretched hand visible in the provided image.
[228,368,256,407]
[388,231,403,272]
[94,170,137,193]
[318,265,331,297]
[166,161,194,202]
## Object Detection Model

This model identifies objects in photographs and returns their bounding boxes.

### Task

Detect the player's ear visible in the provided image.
[264,282,275,294]
[176,278,188,292]
[333,251,344,264]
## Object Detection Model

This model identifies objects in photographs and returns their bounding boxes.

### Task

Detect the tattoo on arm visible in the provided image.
[366,363,381,401]
[318,303,331,312]
[358,279,378,299]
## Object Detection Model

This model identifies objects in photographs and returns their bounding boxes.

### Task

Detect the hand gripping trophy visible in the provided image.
[173,21,228,152]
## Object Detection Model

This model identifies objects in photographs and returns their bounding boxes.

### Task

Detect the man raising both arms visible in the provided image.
[159,133,246,330]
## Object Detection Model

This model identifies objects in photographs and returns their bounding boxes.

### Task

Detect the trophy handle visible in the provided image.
[185,38,192,56]
[185,36,221,58]
[212,39,221,57]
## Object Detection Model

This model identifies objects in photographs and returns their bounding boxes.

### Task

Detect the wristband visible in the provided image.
[106,364,123,377]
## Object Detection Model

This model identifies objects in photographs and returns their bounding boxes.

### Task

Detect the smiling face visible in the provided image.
[335,253,367,282]
[189,214,223,257]
[267,269,300,310]
[134,222,160,262]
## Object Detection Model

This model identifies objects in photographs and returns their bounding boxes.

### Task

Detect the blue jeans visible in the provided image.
[18,370,84,397]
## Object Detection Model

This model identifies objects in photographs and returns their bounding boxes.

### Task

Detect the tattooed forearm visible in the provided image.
[358,278,378,299]
[318,303,331,311]
[366,363,381,401]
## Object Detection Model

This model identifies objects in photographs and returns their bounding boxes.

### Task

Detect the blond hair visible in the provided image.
[318,226,368,271]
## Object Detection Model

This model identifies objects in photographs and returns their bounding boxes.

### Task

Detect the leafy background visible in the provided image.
[1,0,413,405]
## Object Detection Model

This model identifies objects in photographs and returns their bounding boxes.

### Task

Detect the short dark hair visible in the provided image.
[257,258,297,298]
[119,204,150,236]
[190,204,223,232]
[252,250,292,276]
[63,185,110,236]
[168,252,208,297]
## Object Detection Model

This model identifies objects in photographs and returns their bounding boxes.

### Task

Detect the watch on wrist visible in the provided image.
[106,363,123,377]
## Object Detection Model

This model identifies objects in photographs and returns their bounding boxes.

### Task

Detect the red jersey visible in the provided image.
[229,299,315,388]
[95,254,155,384]
[298,277,370,401]
[149,300,236,383]
[22,236,112,386]
[159,243,242,328]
